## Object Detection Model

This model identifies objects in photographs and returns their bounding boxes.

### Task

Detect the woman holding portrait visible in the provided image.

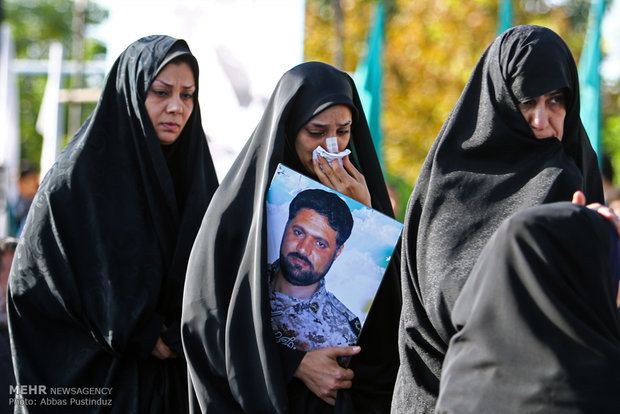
[182,61,401,413]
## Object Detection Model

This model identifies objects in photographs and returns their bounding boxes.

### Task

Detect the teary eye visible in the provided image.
[306,129,324,138]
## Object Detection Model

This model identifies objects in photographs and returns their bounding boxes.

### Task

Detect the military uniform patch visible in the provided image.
[269,260,360,351]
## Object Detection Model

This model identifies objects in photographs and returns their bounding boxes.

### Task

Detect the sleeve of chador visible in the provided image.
[278,344,306,382]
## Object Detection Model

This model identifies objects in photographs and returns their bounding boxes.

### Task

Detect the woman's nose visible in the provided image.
[166,95,182,113]
[323,136,339,152]
[530,104,549,129]
[318,138,327,150]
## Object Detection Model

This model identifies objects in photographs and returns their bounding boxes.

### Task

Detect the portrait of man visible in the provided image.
[269,188,362,351]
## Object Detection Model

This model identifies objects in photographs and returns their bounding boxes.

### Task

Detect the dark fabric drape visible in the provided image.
[8,35,218,413]
[1,330,16,413]
[436,202,620,413]
[393,25,604,413]
[181,61,400,414]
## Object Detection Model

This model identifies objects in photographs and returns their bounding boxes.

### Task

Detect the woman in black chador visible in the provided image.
[182,61,401,413]
[435,201,620,413]
[8,35,218,413]
[392,25,603,413]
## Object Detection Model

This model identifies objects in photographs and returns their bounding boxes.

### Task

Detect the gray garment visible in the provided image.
[269,260,361,351]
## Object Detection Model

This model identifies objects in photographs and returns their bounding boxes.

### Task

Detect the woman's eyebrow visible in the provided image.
[546,89,565,98]
[151,79,195,89]
[308,119,352,128]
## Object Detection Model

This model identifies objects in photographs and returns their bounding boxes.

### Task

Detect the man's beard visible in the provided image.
[280,252,333,287]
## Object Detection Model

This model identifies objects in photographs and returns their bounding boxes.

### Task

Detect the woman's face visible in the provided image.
[518,89,567,141]
[294,105,353,173]
[145,61,196,145]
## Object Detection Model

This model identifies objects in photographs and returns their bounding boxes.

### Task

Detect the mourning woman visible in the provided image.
[8,35,218,413]
[434,201,620,413]
[182,61,400,413]
[392,25,604,413]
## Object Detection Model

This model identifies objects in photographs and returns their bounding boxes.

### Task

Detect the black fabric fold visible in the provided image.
[436,202,620,413]
[8,35,218,413]
[393,25,603,413]
[181,61,400,413]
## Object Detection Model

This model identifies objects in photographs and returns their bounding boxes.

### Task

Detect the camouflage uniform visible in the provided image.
[269,260,361,351]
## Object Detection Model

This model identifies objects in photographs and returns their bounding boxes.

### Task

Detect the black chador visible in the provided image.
[182,62,401,413]
[437,202,620,413]
[393,25,603,413]
[8,35,218,413]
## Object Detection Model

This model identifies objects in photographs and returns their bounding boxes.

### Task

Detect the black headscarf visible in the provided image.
[393,25,604,412]
[8,35,218,413]
[182,61,400,413]
[436,202,620,413]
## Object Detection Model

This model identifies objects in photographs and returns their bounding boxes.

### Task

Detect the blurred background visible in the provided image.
[0,0,619,235]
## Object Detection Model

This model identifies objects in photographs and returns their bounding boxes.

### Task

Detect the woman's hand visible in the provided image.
[152,337,178,360]
[572,191,620,236]
[573,190,620,308]
[313,155,372,207]
[293,346,361,406]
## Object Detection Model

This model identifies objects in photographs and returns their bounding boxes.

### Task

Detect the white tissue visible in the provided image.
[312,145,351,167]
[326,136,339,153]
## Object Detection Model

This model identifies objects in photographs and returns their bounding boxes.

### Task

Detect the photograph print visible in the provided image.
[266,163,403,352]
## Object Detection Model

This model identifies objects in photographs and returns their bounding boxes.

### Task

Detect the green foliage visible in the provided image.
[385,172,413,222]
[18,76,46,164]
[3,0,108,169]
[5,0,108,58]
[5,0,73,59]
[602,89,620,184]
[84,38,107,61]
[306,0,613,196]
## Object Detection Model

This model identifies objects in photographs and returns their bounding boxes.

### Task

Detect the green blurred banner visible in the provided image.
[354,3,384,165]
[497,0,513,35]
[579,0,606,160]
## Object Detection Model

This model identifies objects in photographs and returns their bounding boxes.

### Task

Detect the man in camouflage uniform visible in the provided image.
[269,189,361,351]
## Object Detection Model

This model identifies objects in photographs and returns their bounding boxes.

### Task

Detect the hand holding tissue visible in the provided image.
[312,137,351,167]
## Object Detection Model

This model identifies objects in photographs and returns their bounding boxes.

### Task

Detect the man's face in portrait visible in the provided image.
[280,208,344,287]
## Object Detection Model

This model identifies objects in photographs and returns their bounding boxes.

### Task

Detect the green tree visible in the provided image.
[305,0,602,215]
[3,0,107,168]
[602,85,620,183]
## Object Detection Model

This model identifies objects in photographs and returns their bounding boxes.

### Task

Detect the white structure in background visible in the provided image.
[37,42,65,180]
[601,0,620,83]
[0,24,20,237]
[91,0,306,180]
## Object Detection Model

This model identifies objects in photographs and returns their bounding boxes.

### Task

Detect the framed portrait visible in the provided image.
[266,163,402,351]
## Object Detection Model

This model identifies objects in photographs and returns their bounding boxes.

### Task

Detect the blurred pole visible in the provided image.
[37,42,64,179]
[353,3,384,166]
[0,24,20,237]
[332,0,344,69]
[579,0,606,161]
[68,0,87,138]
[497,0,513,35]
